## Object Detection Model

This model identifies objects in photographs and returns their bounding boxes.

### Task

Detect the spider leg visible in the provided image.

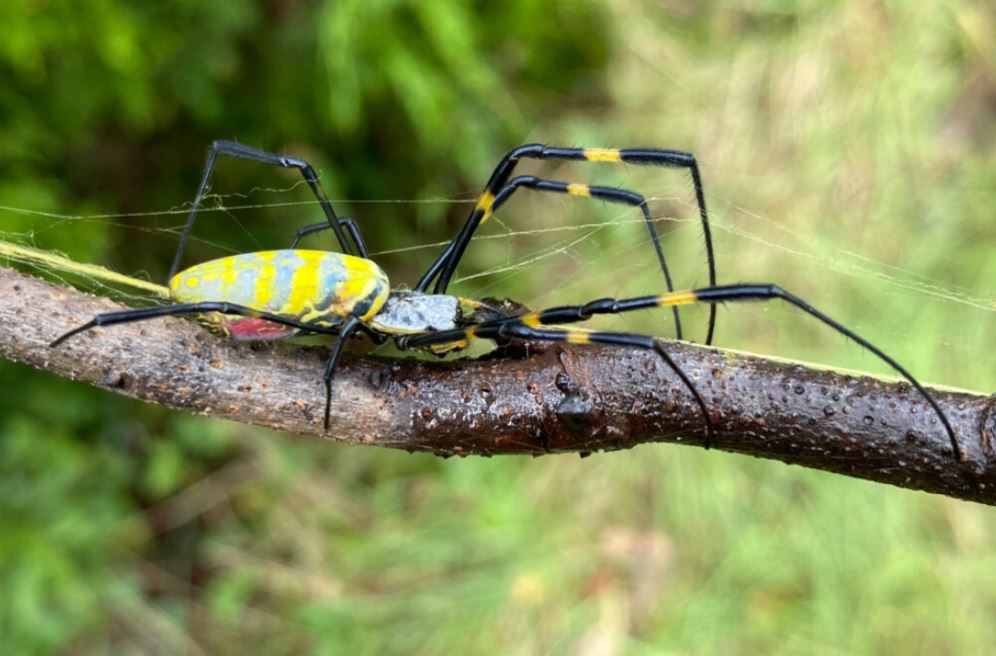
[320,316,377,431]
[403,283,960,459]
[422,174,685,340]
[51,302,390,432]
[49,301,347,348]
[402,319,713,447]
[289,217,369,257]
[416,144,716,344]
[679,285,961,460]
[565,284,960,459]
[170,140,353,280]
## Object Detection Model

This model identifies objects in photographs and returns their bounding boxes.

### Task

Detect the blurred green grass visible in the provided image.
[1,1,994,653]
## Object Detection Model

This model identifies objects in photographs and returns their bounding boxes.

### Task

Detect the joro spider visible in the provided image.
[50,140,961,461]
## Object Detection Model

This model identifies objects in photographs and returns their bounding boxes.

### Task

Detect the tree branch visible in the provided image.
[2,265,994,503]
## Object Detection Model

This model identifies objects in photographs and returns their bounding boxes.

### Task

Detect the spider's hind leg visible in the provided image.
[289,217,369,257]
[170,140,354,279]
[48,301,346,348]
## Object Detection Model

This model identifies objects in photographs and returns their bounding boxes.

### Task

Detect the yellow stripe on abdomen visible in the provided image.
[253,252,277,310]
[283,253,321,316]
[171,250,389,324]
[221,257,239,295]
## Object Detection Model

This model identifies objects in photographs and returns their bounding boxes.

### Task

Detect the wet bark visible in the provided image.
[2,266,994,504]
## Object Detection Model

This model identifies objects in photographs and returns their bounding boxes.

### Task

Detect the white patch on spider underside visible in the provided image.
[370,291,460,334]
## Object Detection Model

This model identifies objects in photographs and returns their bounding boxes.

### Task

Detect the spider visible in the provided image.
[49,140,961,461]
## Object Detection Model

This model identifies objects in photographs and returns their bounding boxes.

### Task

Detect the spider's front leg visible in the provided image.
[401,317,714,448]
[417,174,686,341]
[402,282,962,460]
[416,144,717,344]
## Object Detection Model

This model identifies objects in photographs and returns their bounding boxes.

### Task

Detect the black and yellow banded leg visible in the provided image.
[422,283,959,459]
[416,144,717,345]
[170,140,353,279]
[665,285,960,459]
[422,174,685,340]
[402,319,714,447]
[289,217,370,258]
[505,324,714,445]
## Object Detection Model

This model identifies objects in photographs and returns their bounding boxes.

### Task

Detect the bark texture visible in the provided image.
[2,266,994,503]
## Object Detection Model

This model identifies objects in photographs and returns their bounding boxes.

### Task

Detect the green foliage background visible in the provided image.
[1,1,994,653]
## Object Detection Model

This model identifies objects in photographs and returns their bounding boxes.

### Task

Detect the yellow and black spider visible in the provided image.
[50,140,961,461]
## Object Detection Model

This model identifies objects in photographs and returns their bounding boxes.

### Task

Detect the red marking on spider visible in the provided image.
[226,317,297,341]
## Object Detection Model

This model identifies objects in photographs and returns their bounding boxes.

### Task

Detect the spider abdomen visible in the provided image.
[169,250,389,340]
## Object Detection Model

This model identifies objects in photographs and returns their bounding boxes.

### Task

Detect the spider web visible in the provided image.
[1,178,992,394]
